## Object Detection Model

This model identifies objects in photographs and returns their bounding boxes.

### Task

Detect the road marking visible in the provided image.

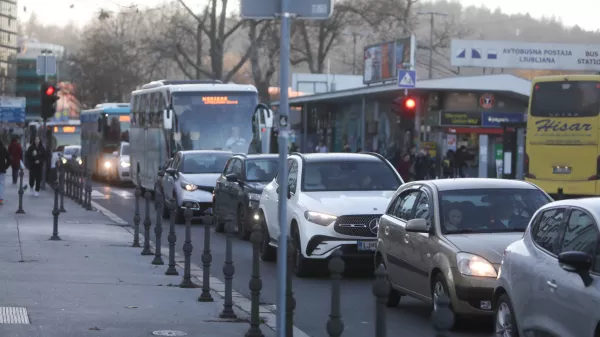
[90,200,311,337]
[91,190,108,199]
[0,307,30,324]
[111,190,134,199]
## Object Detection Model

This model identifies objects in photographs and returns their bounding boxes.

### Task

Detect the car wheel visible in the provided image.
[259,214,276,262]
[377,260,401,307]
[236,205,250,240]
[495,294,519,337]
[292,228,311,277]
[431,273,457,328]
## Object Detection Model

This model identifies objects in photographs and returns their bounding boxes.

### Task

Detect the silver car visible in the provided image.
[163,150,232,223]
[494,197,600,337]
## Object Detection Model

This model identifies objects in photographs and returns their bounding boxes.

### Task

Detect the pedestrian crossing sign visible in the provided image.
[397,70,416,88]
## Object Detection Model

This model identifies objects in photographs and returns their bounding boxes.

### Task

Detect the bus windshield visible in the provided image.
[103,114,131,152]
[531,81,600,117]
[50,125,81,150]
[172,91,258,153]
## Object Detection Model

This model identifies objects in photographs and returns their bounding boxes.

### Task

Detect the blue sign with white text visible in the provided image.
[0,107,25,123]
[481,111,525,128]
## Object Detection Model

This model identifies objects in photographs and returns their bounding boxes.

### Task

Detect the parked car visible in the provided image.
[258,152,403,277]
[493,197,600,337]
[213,153,279,238]
[375,178,552,326]
[162,150,232,223]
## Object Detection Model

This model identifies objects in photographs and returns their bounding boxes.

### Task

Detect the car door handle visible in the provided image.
[547,280,557,289]
[404,234,409,244]
[384,226,390,236]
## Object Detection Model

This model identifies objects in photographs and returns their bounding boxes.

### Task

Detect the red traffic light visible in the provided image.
[45,85,55,96]
[405,98,416,109]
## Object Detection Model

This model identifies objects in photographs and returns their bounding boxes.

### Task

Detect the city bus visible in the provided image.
[525,75,600,197]
[129,80,261,192]
[27,119,81,150]
[80,103,131,180]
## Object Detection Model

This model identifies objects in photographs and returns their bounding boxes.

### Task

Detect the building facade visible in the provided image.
[0,0,18,96]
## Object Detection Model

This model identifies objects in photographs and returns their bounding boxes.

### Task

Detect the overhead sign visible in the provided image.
[481,112,526,128]
[364,36,415,85]
[240,0,333,19]
[451,39,600,71]
[397,70,416,88]
[440,111,481,126]
[0,96,26,123]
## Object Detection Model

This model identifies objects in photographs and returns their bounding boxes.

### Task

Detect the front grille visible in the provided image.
[334,214,382,237]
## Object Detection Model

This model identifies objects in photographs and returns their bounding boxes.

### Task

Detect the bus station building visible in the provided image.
[272,73,531,179]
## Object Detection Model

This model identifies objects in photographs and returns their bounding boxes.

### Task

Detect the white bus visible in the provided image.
[130,80,266,192]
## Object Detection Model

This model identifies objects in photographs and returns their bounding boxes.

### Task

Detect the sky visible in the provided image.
[18,0,600,32]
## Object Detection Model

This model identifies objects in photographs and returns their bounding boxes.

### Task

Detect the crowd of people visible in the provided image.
[0,135,47,205]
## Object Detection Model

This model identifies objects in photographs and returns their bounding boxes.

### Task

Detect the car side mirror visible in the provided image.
[406,218,429,233]
[558,251,593,286]
[165,168,177,176]
[225,173,238,182]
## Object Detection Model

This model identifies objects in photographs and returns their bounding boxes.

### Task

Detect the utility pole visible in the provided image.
[417,11,447,79]
[342,31,369,75]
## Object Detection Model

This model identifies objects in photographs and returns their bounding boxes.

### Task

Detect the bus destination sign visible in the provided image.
[202,96,239,105]
[54,126,79,133]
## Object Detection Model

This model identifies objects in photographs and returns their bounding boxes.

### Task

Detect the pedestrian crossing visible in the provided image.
[91,188,135,200]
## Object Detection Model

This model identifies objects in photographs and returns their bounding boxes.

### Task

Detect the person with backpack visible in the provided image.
[25,136,46,197]
[0,139,12,205]
[7,137,22,184]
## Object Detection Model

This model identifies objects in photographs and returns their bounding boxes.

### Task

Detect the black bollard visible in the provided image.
[132,178,141,247]
[198,214,214,302]
[245,222,264,337]
[66,168,71,198]
[165,200,179,276]
[180,208,196,288]
[75,167,81,204]
[16,168,25,214]
[58,162,66,213]
[141,190,153,255]
[84,170,92,211]
[220,221,237,319]
[326,249,345,337]
[373,264,390,337]
[50,181,61,241]
[432,293,454,336]
[152,188,164,265]
[79,165,85,206]
[286,239,296,337]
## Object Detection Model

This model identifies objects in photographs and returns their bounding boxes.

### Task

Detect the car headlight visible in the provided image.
[181,181,198,191]
[456,252,497,278]
[304,211,337,226]
[61,157,67,164]
[248,192,261,201]
[104,161,111,168]
[120,161,130,168]
[77,158,82,165]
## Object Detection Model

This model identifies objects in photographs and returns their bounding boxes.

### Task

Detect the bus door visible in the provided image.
[252,104,274,154]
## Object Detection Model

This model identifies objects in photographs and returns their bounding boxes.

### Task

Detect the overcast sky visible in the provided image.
[18,0,600,32]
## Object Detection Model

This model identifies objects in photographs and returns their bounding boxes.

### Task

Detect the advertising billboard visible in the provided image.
[363,36,415,84]
[451,39,600,71]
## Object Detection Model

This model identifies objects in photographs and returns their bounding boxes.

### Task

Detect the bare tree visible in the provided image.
[69,12,158,106]
[248,21,279,103]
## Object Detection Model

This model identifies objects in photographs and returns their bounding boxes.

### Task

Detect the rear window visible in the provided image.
[439,188,552,234]
[181,153,231,174]
[531,81,600,117]
[246,159,278,182]
[302,160,401,192]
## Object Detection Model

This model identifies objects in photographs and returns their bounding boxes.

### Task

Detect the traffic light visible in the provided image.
[396,96,417,117]
[40,82,60,120]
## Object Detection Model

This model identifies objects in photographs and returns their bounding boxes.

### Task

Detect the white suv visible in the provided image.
[257,152,403,277]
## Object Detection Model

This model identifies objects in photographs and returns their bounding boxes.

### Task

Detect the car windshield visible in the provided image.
[63,147,80,156]
[121,143,130,155]
[439,188,552,234]
[181,153,231,174]
[302,161,401,192]
[246,158,278,182]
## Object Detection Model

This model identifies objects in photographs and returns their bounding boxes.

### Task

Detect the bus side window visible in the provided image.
[157,93,165,125]
[132,96,139,126]
[139,95,147,127]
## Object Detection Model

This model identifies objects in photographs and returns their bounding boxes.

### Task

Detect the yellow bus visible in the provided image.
[525,75,600,197]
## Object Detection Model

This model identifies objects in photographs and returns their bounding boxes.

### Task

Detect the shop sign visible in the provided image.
[481,111,526,127]
[440,111,481,126]
[479,93,495,109]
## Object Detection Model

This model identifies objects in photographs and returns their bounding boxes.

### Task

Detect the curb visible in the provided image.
[90,200,310,337]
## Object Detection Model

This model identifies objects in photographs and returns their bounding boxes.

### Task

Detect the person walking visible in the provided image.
[0,139,11,205]
[26,136,45,197]
[7,137,22,184]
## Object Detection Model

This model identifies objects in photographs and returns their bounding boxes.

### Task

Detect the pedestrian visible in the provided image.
[315,139,328,153]
[25,136,45,197]
[455,146,471,178]
[7,136,22,184]
[0,139,11,205]
[343,144,351,152]
[395,153,412,182]
[414,149,430,181]
[442,150,455,178]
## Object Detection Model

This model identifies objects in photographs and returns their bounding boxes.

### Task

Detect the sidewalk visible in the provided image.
[0,178,271,337]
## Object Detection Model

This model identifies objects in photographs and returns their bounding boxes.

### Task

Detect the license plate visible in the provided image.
[553,166,571,174]
[357,241,377,251]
